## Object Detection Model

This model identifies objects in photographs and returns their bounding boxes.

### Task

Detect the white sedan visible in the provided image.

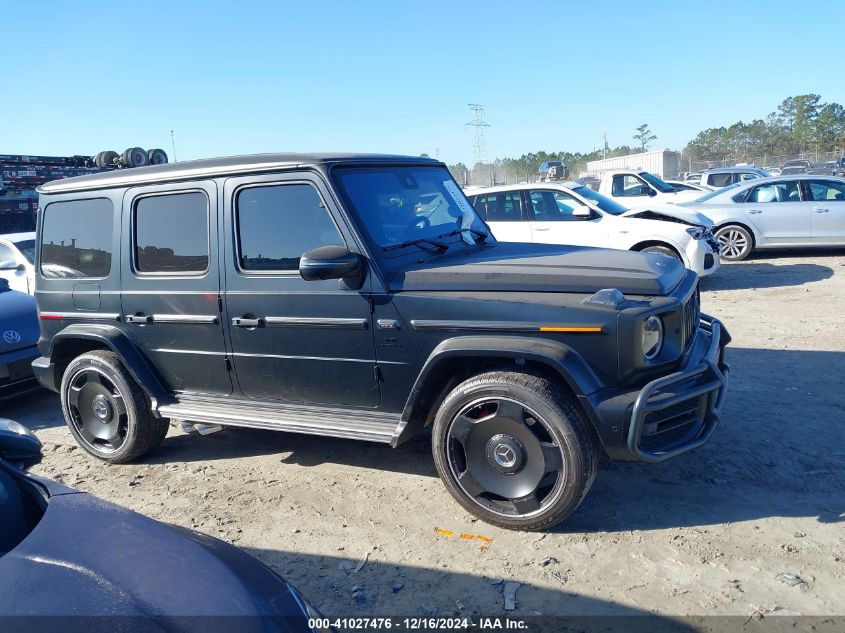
[465,182,721,277]
[677,175,845,260]
[0,232,35,294]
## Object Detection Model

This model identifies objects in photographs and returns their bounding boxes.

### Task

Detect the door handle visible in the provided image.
[747,209,762,214]
[812,207,829,213]
[534,227,551,231]
[124,313,152,324]
[232,317,264,328]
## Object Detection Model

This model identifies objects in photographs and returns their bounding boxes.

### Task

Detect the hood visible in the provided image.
[0,289,38,352]
[388,242,686,296]
[621,204,714,228]
[0,480,307,625]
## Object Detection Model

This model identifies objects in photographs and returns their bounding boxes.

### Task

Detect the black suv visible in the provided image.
[32,154,729,530]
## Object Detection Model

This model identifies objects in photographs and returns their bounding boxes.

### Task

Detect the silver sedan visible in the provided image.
[677,175,845,260]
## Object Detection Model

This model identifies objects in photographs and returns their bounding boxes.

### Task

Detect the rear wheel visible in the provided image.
[60,351,168,463]
[122,147,149,168]
[99,150,118,168]
[432,369,598,531]
[714,225,753,261]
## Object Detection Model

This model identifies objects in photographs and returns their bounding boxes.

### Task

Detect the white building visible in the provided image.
[586,150,682,180]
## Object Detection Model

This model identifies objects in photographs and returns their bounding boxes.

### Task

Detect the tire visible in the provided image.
[59,350,169,463]
[147,148,168,165]
[714,224,753,261]
[639,244,682,262]
[122,147,149,168]
[92,151,104,168]
[431,368,598,531]
[100,150,119,168]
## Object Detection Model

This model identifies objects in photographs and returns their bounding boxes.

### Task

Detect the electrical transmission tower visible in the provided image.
[466,104,490,166]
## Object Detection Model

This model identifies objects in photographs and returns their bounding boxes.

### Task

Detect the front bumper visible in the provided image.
[583,315,730,462]
[0,345,40,401]
[684,238,721,277]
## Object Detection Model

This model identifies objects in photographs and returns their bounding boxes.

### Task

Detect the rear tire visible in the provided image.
[60,350,168,463]
[431,369,598,531]
[99,150,118,169]
[147,148,168,165]
[714,224,753,261]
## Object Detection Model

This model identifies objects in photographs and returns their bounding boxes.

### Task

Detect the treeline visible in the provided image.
[447,94,845,182]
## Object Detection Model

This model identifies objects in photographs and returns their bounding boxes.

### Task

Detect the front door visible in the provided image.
[120,182,231,395]
[805,179,845,244]
[741,180,811,244]
[222,173,379,407]
[526,189,606,246]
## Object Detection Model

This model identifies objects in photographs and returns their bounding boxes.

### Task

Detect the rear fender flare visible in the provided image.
[48,324,168,407]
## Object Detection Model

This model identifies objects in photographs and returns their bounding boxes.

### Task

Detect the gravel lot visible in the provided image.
[5,249,845,624]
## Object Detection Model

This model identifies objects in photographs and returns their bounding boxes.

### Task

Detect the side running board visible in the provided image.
[157,396,400,444]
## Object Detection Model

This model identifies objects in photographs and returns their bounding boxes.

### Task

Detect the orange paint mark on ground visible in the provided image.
[435,528,455,538]
[459,533,493,544]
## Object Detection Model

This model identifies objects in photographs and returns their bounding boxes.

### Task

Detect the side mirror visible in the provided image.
[300,245,364,289]
[0,260,22,271]
[572,205,593,219]
[0,419,43,470]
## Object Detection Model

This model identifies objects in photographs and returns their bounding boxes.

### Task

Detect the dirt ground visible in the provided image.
[5,248,845,624]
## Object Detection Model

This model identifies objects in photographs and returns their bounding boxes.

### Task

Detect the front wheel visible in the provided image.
[60,350,169,463]
[714,225,753,261]
[432,369,598,531]
[639,244,682,262]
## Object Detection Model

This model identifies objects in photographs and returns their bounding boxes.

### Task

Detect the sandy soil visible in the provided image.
[5,248,844,624]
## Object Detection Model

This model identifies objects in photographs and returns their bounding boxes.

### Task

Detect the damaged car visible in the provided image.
[466,182,721,276]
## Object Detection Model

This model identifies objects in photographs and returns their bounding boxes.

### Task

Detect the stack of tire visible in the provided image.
[93,148,168,169]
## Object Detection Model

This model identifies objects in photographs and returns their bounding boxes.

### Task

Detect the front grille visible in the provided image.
[639,396,706,452]
[680,291,699,346]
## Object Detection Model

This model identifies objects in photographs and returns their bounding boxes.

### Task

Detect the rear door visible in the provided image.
[470,191,532,242]
[222,173,379,407]
[806,179,845,244]
[740,180,812,244]
[120,182,231,395]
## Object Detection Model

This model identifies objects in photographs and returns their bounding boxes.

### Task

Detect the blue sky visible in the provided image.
[3,1,844,165]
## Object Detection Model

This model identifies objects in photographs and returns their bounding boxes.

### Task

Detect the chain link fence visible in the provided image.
[682,149,844,174]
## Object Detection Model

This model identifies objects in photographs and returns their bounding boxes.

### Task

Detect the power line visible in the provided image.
[466,104,490,166]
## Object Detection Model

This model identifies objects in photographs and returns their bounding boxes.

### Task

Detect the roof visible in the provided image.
[38,152,440,194]
[0,231,35,242]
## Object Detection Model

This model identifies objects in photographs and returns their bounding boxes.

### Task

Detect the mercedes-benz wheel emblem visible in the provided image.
[494,443,517,468]
[2,330,21,344]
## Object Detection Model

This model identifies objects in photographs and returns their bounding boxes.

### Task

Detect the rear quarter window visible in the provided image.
[40,198,114,279]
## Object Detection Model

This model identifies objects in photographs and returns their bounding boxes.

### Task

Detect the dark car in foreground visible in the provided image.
[0,418,320,630]
[0,278,39,401]
[32,153,729,530]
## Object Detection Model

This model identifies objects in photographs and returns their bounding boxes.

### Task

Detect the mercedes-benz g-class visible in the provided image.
[32,154,729,530]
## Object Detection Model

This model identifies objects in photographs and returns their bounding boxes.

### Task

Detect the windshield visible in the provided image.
[692,182,742,203]
[571,185,627,215]
[639,172,676,193]
[14,239,35,264]
[335,166,490,255]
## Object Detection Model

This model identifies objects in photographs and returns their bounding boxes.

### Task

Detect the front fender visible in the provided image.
[391,335,604,446]
[44,324,168,407]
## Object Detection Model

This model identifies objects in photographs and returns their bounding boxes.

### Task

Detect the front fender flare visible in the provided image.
[391,335,604,447]
[47,324,168,408]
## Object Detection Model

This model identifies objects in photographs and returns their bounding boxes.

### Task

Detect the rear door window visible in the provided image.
[807,180,845,201]
[133,192,209,274]
[41,198,113,278]
[475,192,524,222]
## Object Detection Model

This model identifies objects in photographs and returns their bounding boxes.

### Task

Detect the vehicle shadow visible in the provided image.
[241,548,699,629]
[0,390,63,430]
[147,347,844,533]
[701,262,833,291]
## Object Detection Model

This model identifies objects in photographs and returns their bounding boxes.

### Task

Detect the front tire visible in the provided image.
[714,224,753,261]
[639,244,682,262]
[60,350,168,463]
[432,369,598,531]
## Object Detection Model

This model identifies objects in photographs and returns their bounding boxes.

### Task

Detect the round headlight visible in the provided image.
[641,315,664,360]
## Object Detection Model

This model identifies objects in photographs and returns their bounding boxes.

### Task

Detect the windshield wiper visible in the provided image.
[383,237,449,253]
[437,227,491,243]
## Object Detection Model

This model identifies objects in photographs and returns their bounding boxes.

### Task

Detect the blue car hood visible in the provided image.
[0,288,38,353]
[0,474,308,628]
